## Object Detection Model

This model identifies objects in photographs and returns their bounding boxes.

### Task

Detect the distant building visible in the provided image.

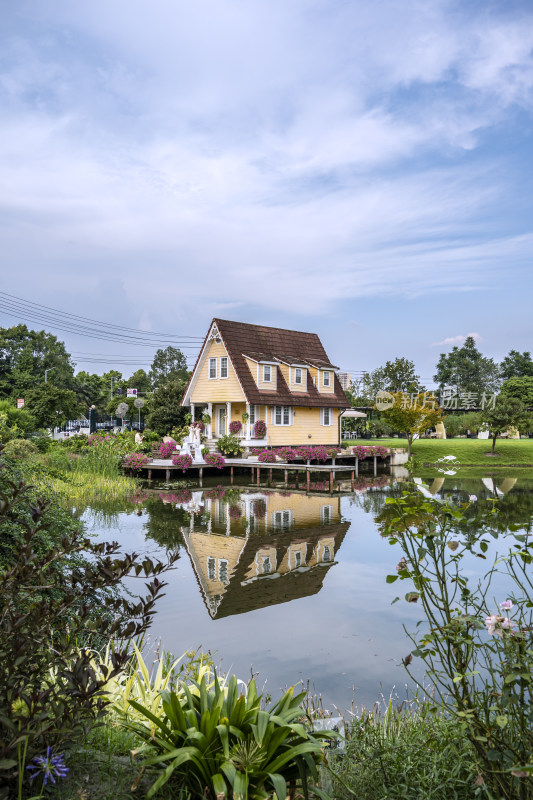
[337,372,351,391]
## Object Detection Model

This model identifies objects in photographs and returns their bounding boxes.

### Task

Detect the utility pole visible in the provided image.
[110,377,114,427]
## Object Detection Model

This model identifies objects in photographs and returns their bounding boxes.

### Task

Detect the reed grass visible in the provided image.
[33,470,137,507]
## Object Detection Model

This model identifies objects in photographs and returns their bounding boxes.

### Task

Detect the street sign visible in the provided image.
[127,388,137,397]
[17,399,25,408]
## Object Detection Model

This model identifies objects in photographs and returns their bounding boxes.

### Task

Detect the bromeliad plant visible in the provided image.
[123,673,336,799]
[378,490,533,799]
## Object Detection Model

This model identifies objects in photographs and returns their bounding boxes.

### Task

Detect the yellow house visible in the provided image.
[180,489,349,619]
[181,319,350,447]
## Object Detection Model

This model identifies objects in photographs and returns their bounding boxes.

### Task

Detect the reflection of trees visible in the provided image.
[143,498,188,549]
[348,480,404,515]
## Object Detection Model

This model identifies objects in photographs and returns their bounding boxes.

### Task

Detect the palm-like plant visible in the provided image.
[124,673,335,799]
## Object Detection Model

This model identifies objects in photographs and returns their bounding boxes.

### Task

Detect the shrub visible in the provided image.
[172,453,193,472]
[122,673,335,799]
[204,452,226,469]
[229,420,242,434]
[326,447,340,458]
[258,449,276,463]
[123,452,150,472]
[253,420,267,438]
[353,445,388,460]
[229,505,242,519]
[159,441,177,458]
[216,435,243,457]
[0,453,174,795]
[309,445,328,462]
[275,447,297,461]
[2,438,38,460]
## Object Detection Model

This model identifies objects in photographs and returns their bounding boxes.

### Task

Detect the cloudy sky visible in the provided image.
[2,0,533,383]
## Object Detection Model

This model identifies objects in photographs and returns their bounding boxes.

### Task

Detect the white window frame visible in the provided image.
[294,367,303,385]
[322,370,331,387]
[271,509,293,529]
[321,407,332,426]
[207,557,216,581]
[322,545,332,563]
[220,356,228,379]
[321,505,333,524]
[262,556,272,574]
[219,559,229,583]
[273,406,292,426]
[263,365,272,382]
[208,358,217,379]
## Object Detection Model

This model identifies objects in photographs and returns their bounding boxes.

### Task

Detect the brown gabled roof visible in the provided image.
[215,318,350,408]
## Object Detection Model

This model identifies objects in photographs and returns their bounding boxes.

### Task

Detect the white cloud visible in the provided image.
[432,332,483,347]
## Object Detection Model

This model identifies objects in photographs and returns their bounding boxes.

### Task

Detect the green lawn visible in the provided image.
[344,437,533,467]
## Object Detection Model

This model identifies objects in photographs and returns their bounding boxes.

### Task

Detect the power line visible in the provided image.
[0,293,204,348]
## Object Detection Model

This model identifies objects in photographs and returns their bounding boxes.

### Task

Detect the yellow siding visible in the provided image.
[266,407,341,446]
[245,358,259,387]
[190,340,246,403]
[187,532,246,595]
[278,362,290,386]
[265,493,341,527]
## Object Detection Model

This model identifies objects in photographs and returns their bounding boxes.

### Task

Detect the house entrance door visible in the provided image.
[217,406,226,437]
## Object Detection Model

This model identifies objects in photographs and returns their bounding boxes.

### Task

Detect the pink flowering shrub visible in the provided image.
[353,445,389,460]
[253,420,267,438]
[159,441,177,458]
[88,432,116,446]
[258,450,276,463]
[250,447,265,455]
[229,421,242,434]
[275,447,297,461]
[310,445,328,462]
[123,452,150,472]
[172,453,193,472]
[229,505,242,520]
[204,452,226,469]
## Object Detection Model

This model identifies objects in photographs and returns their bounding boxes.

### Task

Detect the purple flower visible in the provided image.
[27,747,69,786]
[500,600,514,610]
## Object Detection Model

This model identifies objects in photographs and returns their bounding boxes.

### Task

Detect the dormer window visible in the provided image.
[323,370,331,387]
[263,365,271,382]
[294,367,302,384]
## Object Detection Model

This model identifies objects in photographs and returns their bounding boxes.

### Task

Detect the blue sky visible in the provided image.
[1,0,532,384]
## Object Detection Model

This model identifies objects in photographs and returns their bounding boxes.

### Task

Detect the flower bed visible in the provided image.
[274,447,297,461]
[353,445,389,460]
[204,452,226,469]
[172,453,193,472]
[123,452,150,472]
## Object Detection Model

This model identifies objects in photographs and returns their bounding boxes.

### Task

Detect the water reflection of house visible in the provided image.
[181,491,349,619]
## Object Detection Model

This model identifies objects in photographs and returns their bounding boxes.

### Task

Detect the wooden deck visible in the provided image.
[137,453,389,493]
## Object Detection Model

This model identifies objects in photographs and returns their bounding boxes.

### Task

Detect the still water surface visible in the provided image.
[81,472,533,712]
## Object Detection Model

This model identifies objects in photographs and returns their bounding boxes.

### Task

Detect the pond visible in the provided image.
[80,469,533,713]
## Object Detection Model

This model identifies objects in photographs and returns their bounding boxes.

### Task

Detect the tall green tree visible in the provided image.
[500,350,533,380]
[379,392,443,456]
[125,368,151,393]
[25,383,82,429]
[0,324,75,400]
[480,396,530,454]
[434,336,500,396]
[145,377,188,435]
[500,376,533,408]
[72,371,108,414]
[149,346,189,389]
[348,358,423,405]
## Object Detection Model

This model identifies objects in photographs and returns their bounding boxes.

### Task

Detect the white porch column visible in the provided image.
[190,403,195,422]
[207,402,213,439]
[246,402,251,438]
[226,401,231,435]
